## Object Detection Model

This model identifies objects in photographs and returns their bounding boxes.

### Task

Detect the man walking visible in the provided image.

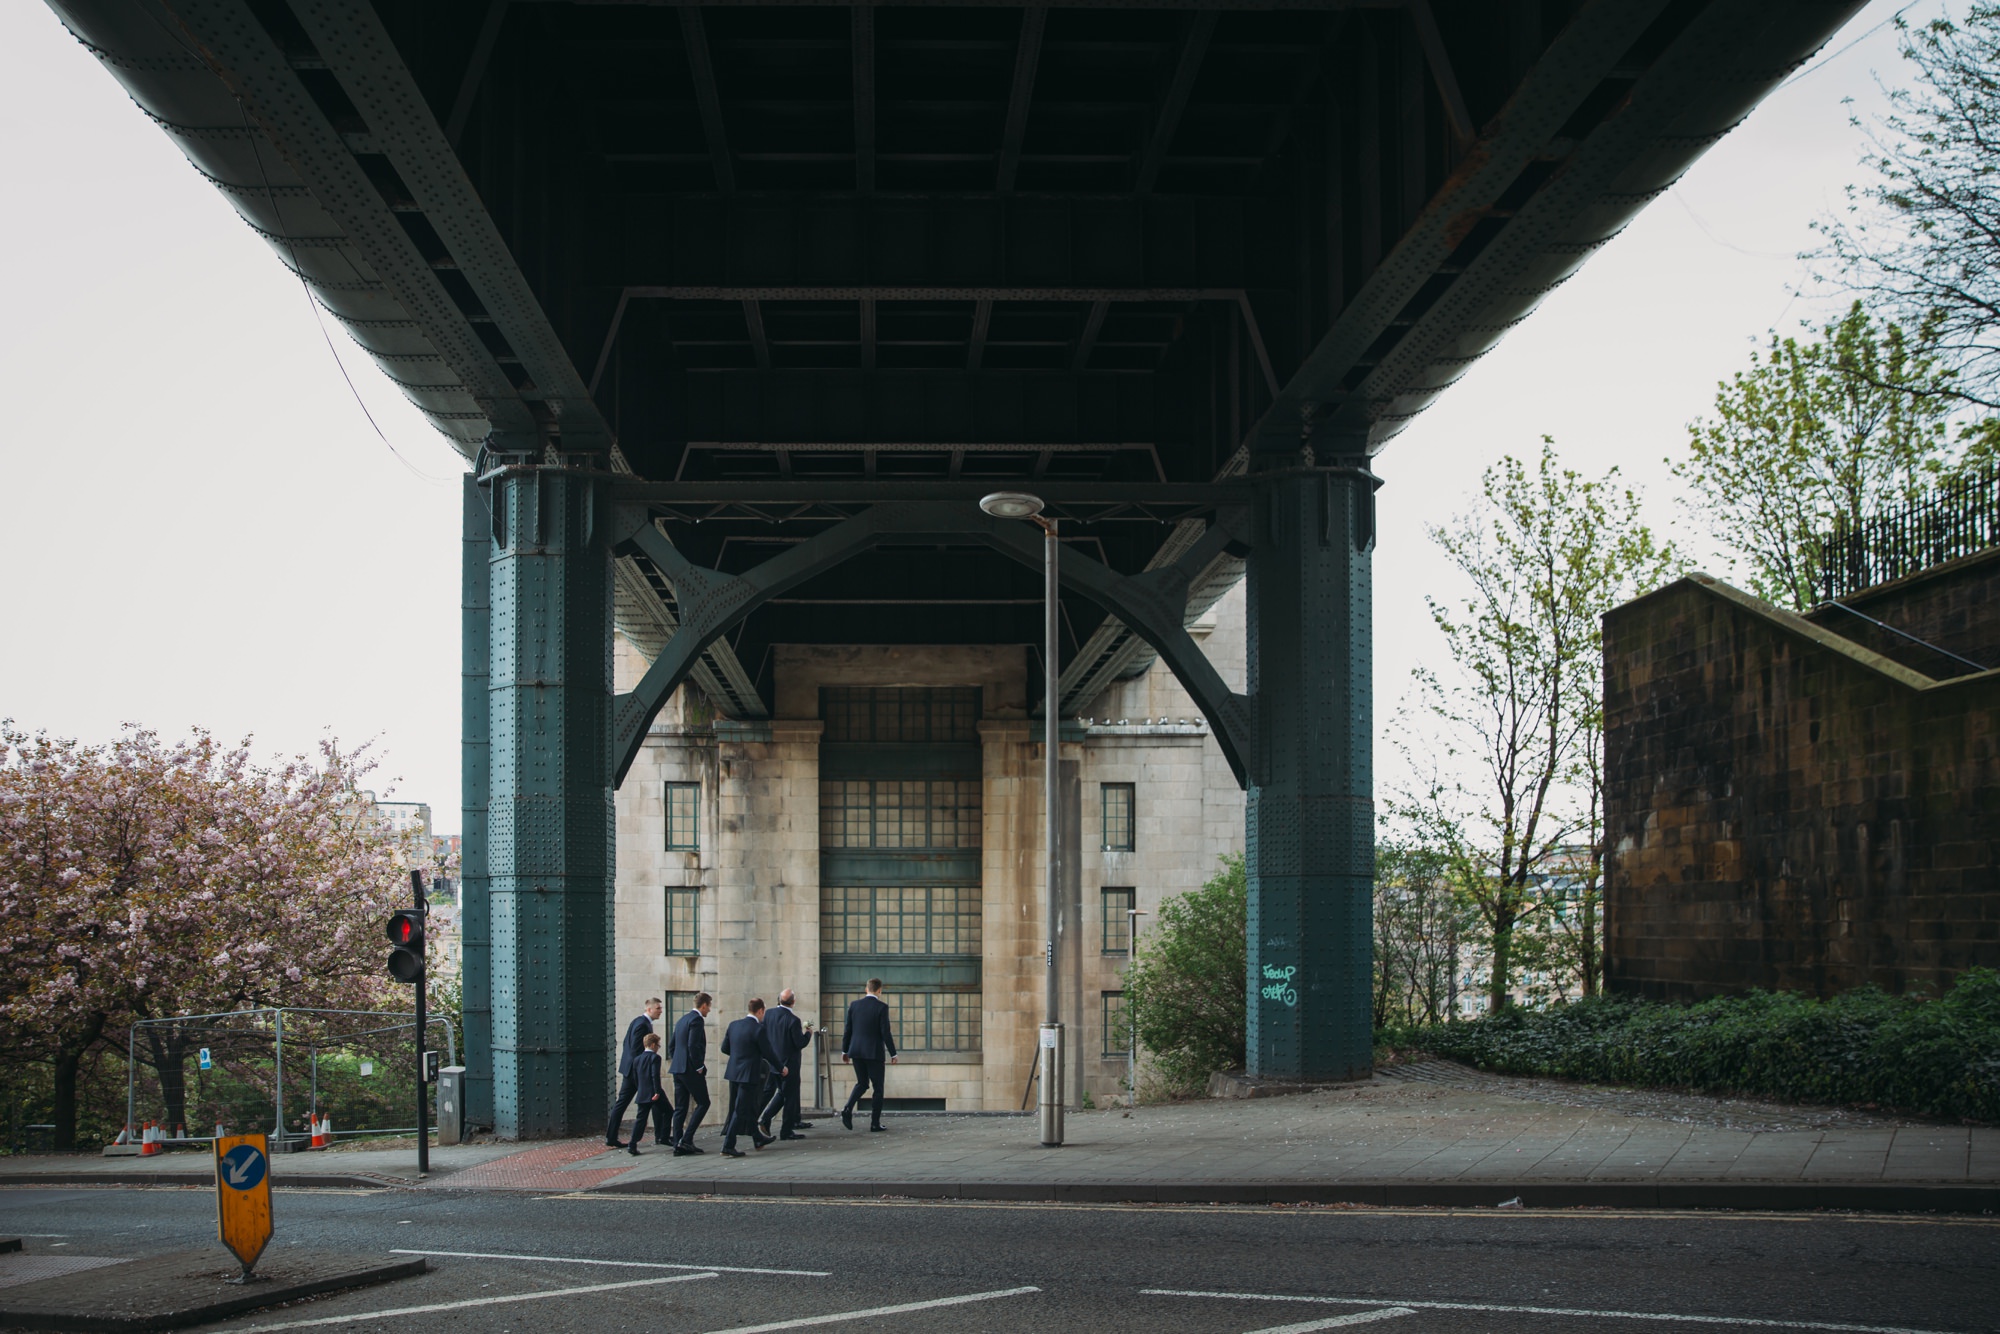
[605,997,663,1147]
[667,991,713,1154]
[719,999,775,1158]
[759,988,814,1141]
[841,978,898,1131]
[626,1033,667,1155]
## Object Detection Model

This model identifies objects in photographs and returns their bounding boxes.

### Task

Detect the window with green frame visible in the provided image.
[1102,991,1130,1056]
[1101,783,1135,851]
[1100,887,1135,954]
[821,686,980,743]
[818,779,980,848]
[665,782,699,850]
[820,886,982,954]
[822,988,981,1052]
[665,887,700,956]
[664,991,699,1022]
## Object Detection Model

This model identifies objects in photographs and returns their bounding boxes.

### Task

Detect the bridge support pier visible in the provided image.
[475,459,616,1138]
[1244,455,1378,1082]
[460,476,493,1130]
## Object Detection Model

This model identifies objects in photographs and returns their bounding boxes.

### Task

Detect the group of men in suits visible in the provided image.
[605,978,900,1159]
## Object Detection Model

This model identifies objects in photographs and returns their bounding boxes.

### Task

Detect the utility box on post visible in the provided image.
[437,1067,465,1146]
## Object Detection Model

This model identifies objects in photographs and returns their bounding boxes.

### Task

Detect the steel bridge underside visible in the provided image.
[56,0,1861,1134]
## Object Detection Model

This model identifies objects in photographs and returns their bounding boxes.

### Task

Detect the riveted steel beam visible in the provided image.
[608,501,1254,787]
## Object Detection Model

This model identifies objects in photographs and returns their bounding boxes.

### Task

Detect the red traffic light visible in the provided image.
[385,911,425,948]
[386,910,426,983]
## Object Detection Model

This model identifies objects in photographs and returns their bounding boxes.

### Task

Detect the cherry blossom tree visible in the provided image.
[0,725,407,1147]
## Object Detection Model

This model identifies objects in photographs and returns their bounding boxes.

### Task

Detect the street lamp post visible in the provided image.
[980,491,1065,1147]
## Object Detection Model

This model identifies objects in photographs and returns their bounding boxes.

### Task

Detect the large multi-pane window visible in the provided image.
[822,988,982,1052]
[1102,992,1130,1056]
[822,686,980,743]
[822,886,982,955]
[1101,783,1135,851]
[665,887,700,956]
[665,782,699,850]
[664,991,699,1022]
[820,779,980,849]
[1101,887,1136,954]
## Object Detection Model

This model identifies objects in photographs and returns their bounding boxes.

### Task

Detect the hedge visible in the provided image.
[1379,968,2000,1123]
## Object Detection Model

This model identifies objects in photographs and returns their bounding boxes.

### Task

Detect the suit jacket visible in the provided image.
[762,1004,812,1072]
[843,993,897,1061]
[618,1013,655,1076]
[667,1009,707,1076]
[720,1015,767,1084]
[633,1049,666,1104]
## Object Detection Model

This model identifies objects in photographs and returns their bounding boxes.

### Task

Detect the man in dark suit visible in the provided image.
[718,999,775,1158]
[604,997,663,1147]
[666,991,713,1154]
[758,988,814,1140]
[841,977,899,1131]
[626,1033,667,1155]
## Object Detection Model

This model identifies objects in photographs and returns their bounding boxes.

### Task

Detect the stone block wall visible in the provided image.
[1804,548,2000,678]
[1603,573,2000,1001]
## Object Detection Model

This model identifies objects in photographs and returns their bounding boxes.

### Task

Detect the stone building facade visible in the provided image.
[612,587,1248,1109]
[1602,559,2000,1001]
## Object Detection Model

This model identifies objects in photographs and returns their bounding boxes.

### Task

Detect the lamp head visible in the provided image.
[979,491,1045,520]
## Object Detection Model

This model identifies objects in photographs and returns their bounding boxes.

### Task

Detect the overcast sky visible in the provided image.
[0,2,1925,834]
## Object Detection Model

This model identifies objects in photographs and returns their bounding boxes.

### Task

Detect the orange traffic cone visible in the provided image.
[309,1115,327,1149]
[114,1126,130,1146]
[139,1123,158,1156]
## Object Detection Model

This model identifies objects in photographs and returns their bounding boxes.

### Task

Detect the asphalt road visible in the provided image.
[2,1185,1995,1334]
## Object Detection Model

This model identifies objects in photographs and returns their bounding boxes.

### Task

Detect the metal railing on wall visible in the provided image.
[124,1007,455,1149]
[1816,465,2000,602]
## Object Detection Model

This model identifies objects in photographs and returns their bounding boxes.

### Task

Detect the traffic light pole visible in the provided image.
[412,870,429,1177]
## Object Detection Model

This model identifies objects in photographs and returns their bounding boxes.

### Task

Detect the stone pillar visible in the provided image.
[485,461,616,1138]
[1244,454,1377,1082]
[460,475,493,1129]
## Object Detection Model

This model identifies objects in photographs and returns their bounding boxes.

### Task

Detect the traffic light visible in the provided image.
[385,910,425,984]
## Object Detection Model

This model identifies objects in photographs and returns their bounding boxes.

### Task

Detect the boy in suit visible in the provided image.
[719,999,776,1157]
[605,997,663,1147]
[841,978,898,1131]
[667,991,713,1154]
[626,1032,667,1155]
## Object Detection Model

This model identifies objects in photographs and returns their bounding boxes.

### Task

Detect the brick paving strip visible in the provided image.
[7,1064,1993,1211]
[0,1251,424,1332]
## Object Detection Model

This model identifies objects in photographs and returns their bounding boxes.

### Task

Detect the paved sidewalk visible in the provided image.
[6,1065,1994,1209]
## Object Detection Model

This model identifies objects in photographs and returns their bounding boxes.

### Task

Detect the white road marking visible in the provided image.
[1143,1288,1964,1334]
[390,1247,829,1277]
[240,1271,716,1330]
[1245,1309,1417,1333]
[695,1285,1042,1333]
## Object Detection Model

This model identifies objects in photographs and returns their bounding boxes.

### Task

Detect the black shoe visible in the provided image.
[758,1120,773,1139]
[841,1107,854,1130]
[722,1148,746,1158]
[673,1145,693,1156]
[605,1139,624,1148]
[626,1146,640,1156]
[680,1143,705,1155]
[870,1124,886,1132]
[753,1134,774,1148]
[779,1132,806,1141]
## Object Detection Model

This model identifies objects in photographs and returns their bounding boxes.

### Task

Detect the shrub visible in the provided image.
[1124,854,1246,1097]
[1382,969,2000,1122]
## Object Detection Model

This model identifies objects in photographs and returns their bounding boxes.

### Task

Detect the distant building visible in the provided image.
[612,584,1250,1110]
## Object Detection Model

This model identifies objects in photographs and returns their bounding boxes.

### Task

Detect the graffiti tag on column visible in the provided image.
[1260,964,1298,1007]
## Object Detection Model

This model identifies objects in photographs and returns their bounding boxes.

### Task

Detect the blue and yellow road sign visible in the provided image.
[213,1132,272,1274]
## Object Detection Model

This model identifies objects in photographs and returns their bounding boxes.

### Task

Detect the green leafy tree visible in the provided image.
[1373,839,1475,1028]
[1122,854,1246,1096]
[1814,8,2000,409]
[1674,303,1976,610]
[1393,440,1679,1013]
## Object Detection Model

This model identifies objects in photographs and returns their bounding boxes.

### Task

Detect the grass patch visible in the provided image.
[1377,968,2000,1123]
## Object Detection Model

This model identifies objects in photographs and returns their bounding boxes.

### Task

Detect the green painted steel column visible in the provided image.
[1244,451,1378,1082]
[460,474,493,1128]
[486,460,616,1138]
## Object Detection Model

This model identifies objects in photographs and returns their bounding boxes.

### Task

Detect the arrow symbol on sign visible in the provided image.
[227,1155,257,1186]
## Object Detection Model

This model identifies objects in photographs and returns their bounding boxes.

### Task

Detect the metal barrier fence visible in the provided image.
[124,1008,455,1149]
[1816,466,2000,601]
